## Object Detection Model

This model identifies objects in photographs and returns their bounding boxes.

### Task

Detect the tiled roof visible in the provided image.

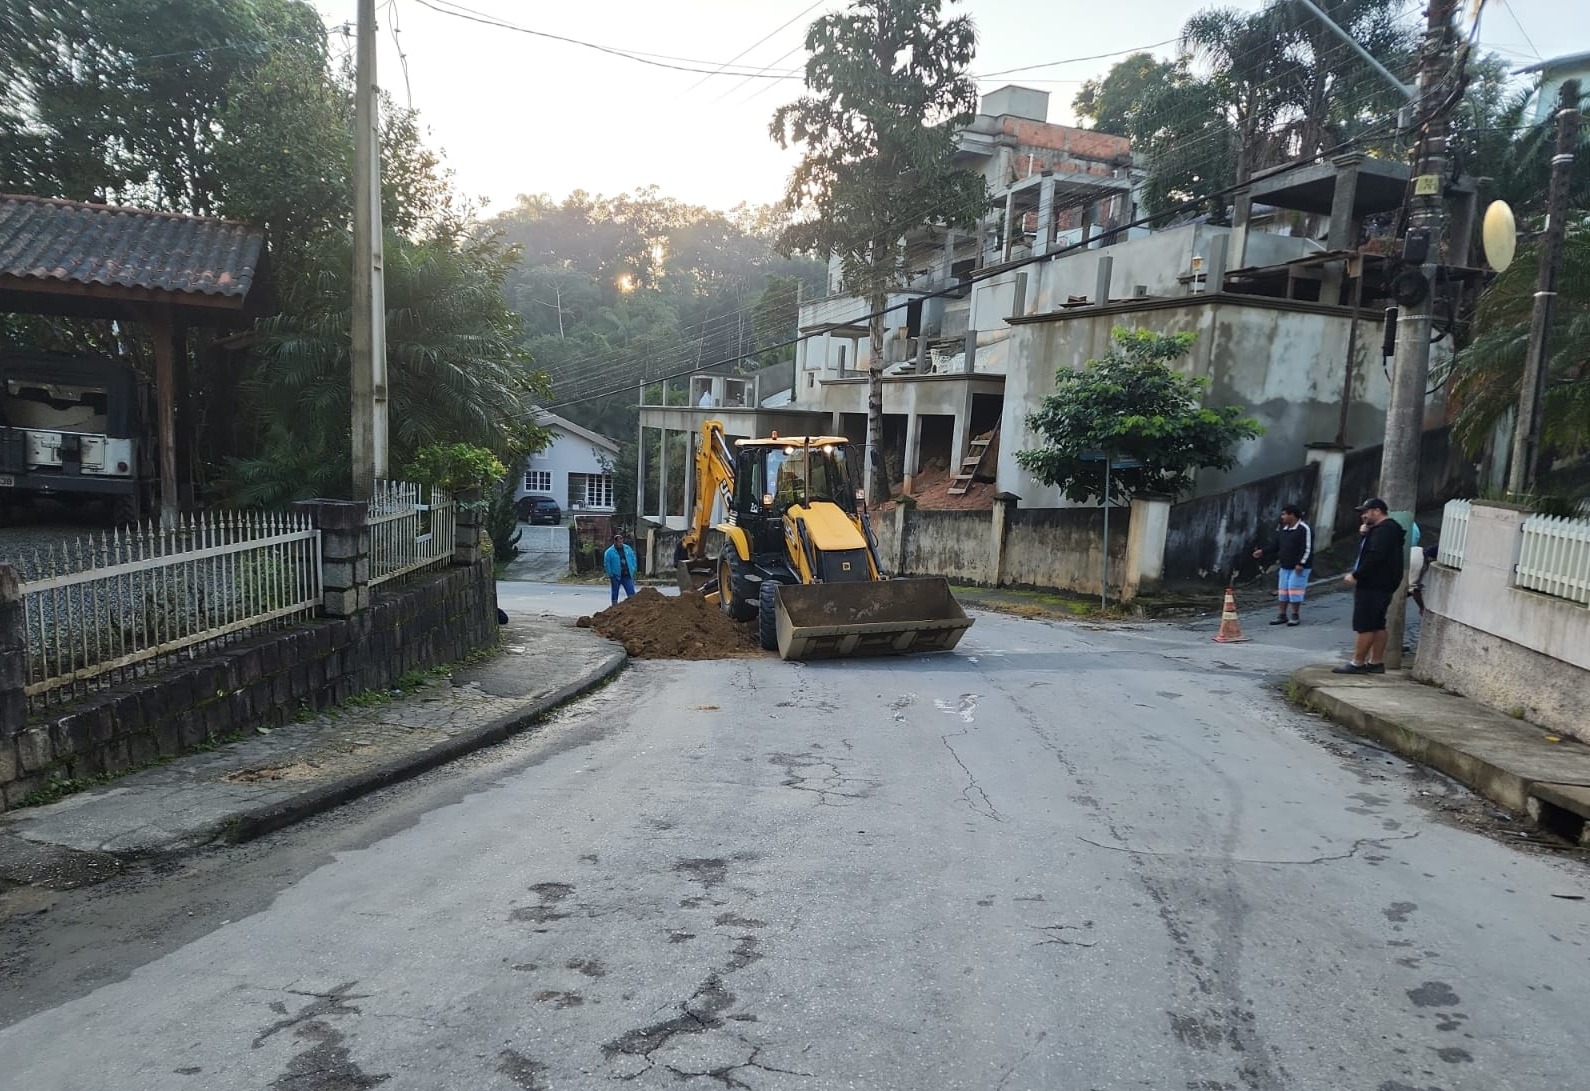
[0,194,265,302]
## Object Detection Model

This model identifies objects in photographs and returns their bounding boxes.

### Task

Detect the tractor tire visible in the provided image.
[718,548,756,621]
[758,579,780,652]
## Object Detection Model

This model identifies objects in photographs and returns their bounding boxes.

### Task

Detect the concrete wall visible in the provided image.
[1004,507,1130,597]
[896,508,991,584]
[1,561,499,810]
[998,297,1441,508]
[1164,463,1320,584]
[880,503,1131,597]
[1417,502,1590,740]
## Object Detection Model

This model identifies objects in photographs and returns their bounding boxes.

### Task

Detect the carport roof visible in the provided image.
[0,193,268,318]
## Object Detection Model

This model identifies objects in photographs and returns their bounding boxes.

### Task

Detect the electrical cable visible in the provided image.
[410,0,804,79]
[509,19,1430,403]
[533,108,1412,417]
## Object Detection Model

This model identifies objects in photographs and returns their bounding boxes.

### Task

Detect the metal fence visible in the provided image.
[19,511,321,706]
[1436,499,1470,569]
[1516,511,1590,606]
[369,480,456,587]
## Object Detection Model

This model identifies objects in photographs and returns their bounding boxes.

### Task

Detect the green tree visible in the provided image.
[771,0,988,501]
[1074,53,1181,139]
[1451,224,1590,459]
[1016,328,1264,502]
[230,232,549,506]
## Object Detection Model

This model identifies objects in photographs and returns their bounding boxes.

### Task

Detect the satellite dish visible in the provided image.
[1482,200,1518,272]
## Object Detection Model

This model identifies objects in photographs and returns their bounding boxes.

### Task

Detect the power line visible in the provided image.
[971,39,1180,80]
[409,0,803,79]
[681,0,827,96]
[534,106,1411,417]
[1497,0,1543,60]
[515,21,1427,404]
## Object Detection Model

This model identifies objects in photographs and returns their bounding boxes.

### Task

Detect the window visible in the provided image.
[568,472,614,510]
[524,469,552,493]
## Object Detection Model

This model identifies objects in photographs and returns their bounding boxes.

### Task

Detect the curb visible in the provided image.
[220,647,628,845]
[1289,665,1590,840]
[1291,668,1531,813]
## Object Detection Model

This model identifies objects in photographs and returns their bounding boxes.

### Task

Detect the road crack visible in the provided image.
[1075,831,1420,865]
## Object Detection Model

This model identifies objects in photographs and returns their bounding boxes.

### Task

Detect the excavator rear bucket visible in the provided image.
[773,577,974,661]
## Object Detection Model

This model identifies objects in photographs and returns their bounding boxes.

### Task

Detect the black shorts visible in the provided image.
[1352,587,1394,633]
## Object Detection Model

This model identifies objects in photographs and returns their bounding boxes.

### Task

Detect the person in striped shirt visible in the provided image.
[1252,504,1313,626]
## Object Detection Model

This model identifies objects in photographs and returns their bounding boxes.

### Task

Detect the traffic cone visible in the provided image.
[1213,587,1249,643]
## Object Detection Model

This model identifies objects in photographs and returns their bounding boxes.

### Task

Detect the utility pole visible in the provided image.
[1379,0,1459,670]
[351,0,388,499]
[1507,79,1581,496]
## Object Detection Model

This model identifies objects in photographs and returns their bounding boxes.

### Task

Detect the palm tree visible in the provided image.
[230,231,548,506]
[1451,223,1590,458]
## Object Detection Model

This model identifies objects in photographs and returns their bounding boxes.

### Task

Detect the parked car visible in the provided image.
[516,494,562,524]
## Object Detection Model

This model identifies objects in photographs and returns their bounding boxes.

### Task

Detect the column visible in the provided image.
[659,427,671,532]
[1123,496,1172,600]
[1035,173,1056,257]
[453,487,484,566]
[1323,155,1362,303]
[989,492,1018,587]
[292,499,370,618]
[1305,444,1347,546]
[1003,188,1016,262]
[683,429,697,530]
[0,563,25,738]
[635,424,647,524]
[902,412,922,495]
[1230,190,1253,269]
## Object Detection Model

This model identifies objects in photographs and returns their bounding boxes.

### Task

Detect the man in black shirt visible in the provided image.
[1333,497,1406,674]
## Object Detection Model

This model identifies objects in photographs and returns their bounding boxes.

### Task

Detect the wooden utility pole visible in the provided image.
[351,0,388,499]
[1379,0,1458,670]
[1507,79,1581,496]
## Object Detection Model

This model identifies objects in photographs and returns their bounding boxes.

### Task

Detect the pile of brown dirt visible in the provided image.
[578,587,764,659]
[880,464,994,511]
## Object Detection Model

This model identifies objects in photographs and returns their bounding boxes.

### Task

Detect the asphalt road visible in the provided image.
[0,582,1585,1091]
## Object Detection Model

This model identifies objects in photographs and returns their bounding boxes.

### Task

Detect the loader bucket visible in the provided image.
[773,577,974,661]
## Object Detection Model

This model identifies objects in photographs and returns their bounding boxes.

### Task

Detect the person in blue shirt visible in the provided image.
[603,532,638,605]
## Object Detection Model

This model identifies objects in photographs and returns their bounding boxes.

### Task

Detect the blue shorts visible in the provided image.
[1277,568,1311,603]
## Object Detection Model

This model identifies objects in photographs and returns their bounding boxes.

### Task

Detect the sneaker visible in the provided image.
[1287,618,1301,627]
[1270,616,1289,625]
[1332,663,1371,674]
[1364,663,1386,674]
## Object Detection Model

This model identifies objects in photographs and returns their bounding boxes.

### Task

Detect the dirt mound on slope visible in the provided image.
[578,587,764,659]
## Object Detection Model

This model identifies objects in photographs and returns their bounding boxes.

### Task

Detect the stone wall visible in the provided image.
[1,492,499,811]
[0,559,497,810]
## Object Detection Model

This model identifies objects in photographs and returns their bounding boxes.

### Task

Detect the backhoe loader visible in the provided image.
[680,419,972,661]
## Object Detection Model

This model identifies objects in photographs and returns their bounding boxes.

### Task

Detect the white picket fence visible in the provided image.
[1516,511,1590,606]
[1436,499,1471,569]
[368,480,455,587]
[19,511,322,706]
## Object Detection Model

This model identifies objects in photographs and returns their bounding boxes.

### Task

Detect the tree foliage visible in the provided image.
[1016,329,1264,502]
[230,232,549,507]
[1451,223,1590,458]
[484,189,825,462]
[0,0,538,505]
[771,0,987,499]
[1079,0,1414,217]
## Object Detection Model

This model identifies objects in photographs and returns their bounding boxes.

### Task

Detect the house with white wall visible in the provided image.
[515,410,620,517]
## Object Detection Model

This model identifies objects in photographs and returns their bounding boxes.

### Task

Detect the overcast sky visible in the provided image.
[310,0,1586,216]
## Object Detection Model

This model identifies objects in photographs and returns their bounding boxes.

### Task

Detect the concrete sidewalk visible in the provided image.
[1292,664,1590,841]
[0,613,626,888]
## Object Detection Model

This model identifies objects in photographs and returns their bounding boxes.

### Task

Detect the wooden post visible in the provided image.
[150,310,180,527]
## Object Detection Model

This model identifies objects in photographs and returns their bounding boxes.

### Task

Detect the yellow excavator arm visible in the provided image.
[681,419,736,562]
